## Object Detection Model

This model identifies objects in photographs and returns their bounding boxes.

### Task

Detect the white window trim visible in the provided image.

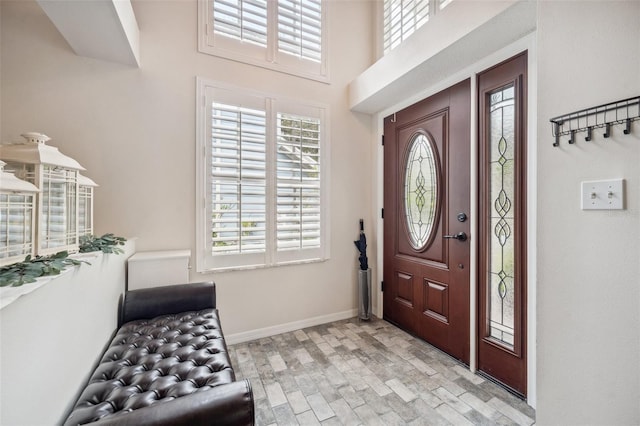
[197,0,330,84]
[196,77,330,273]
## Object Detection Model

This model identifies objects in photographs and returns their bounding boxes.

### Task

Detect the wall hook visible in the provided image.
[549,95,639,147]
[585,126,593,141]
[553,121,561,147]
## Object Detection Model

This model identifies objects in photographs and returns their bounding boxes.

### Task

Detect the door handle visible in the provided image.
[443,232,467,242]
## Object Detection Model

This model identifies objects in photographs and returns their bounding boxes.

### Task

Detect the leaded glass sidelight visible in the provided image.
[487,85,516,347]
[403,133,439,250]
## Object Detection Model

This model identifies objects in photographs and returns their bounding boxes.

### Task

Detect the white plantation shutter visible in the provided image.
[277,0,322,63]
[201,0,326,80]
[210,103,267,255]
[213,0,268,47]
[383,0,429,53]
[276,113,321,251]
[197,79,328,271]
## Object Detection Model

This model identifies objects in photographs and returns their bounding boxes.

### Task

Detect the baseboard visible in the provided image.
[225,309,359,345]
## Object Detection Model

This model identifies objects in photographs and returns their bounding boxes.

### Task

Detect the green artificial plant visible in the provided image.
[0,251,88,288]
[79,234,127,254]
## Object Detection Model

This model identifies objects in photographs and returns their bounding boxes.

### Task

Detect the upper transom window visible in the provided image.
[383,0,452,54]
[199,0,327,82]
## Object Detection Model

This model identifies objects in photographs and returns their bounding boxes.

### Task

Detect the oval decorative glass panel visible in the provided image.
[404,133,440,250]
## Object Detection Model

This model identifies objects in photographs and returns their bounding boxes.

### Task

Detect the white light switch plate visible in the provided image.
[581,179,625,210]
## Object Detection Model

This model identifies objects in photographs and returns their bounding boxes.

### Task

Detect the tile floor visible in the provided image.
[229,317,535,426]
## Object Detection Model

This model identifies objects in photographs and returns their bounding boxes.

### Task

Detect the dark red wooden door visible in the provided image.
[383,80,471,363]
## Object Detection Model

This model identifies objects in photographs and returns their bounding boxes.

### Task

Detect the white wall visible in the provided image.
[0,0,375,343]
[0,242,134,425]
[535,2,640,424]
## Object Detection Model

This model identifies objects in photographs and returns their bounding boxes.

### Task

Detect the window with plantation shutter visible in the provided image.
[199,0,327,82]
[383,0,429,54]
[197,79,328,272]
[382,0,453,55]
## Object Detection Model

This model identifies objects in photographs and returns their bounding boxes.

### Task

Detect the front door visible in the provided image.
[383,79,471,363]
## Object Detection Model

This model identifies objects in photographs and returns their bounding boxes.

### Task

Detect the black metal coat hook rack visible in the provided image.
[549,95,640,147]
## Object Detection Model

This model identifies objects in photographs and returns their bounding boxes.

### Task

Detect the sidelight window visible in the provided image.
[478,52,527,359]
[477,51,528,396]
[487,84,516,346]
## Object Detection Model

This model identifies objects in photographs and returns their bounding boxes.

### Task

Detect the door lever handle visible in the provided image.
[443,232,467,242]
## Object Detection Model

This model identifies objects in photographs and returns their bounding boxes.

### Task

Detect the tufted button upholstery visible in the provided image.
[65,308,245,425]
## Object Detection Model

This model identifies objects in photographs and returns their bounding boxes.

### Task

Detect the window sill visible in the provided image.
[198,44,330,84]
[197,256,329,274]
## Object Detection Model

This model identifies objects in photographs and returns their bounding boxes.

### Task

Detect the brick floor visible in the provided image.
[229,317,535,425]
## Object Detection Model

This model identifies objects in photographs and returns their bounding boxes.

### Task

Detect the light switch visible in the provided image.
[581,179,625,210]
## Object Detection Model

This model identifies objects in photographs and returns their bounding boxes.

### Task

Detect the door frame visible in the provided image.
[374,34,538,406]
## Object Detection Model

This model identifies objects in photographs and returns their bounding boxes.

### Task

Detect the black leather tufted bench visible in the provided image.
[64,282,254,425]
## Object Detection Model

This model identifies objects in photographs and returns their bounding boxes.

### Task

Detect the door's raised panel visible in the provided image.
[395,271,414,307]
[423,280,449,323]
